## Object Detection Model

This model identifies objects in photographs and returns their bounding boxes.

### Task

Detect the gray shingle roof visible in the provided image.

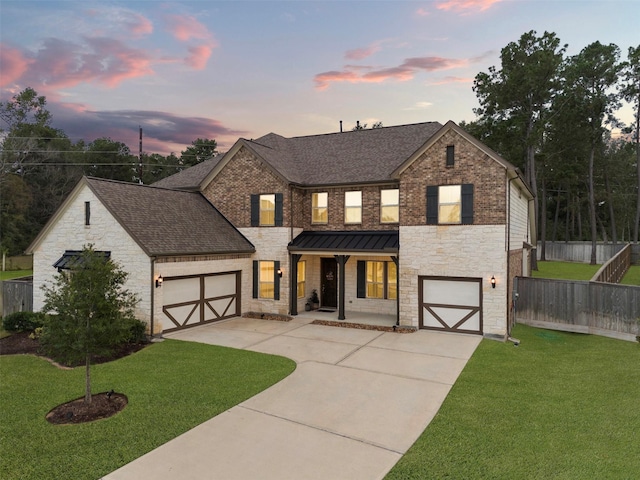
[151,154,223,190]
[86,177,254,256]
[247,122,443,185]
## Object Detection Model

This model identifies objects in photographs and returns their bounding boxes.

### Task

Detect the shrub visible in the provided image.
[2,311,46,332]
[124,317,147,343]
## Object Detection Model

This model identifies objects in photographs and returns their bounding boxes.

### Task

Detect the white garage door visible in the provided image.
[419,276,482,335]
[162,271,240,331]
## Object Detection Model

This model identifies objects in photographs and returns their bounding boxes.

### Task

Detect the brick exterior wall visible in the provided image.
[400,129,507,226]
[202,146,291,228]
[300,185,399,231]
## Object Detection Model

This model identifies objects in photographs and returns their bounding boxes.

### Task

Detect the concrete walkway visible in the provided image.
[103,316,481,480]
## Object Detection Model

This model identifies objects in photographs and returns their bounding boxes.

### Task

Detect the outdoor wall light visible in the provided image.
[156,275,163,288]
[491,275,496,288]
[277,268,283,278]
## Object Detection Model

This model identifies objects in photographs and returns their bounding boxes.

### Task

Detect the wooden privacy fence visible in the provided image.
[1,277,33,317]
[514,276,640,342]
[537,242,625,264]
[591,244,631,283]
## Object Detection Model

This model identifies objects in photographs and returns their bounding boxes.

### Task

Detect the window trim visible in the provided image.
[311,192,328,225]
[344,190,362,224]
[380,188,399,224]
[438,185,462,225]
[259,194,276,226]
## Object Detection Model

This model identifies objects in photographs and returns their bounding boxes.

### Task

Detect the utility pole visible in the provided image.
[138,126,143,184]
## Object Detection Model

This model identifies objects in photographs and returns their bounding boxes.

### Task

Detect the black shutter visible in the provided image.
[426,186,438,225]
[274,260,280,300]
[275,193,284,226]
[357,260,366,298]
[250,195,260,226]
[461,184,474,225]
[252,260,259,298]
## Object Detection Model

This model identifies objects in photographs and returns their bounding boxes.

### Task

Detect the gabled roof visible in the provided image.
[202,122,444,187]
[26,177,255,257]
[151,154,223,190]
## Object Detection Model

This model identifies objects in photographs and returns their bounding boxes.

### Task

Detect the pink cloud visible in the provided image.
[0,44,33,87]
[416,7,430,16]
[165,14,215,42]
[126,13,153,38]
[435,0,502,12]
[345,44,380,61]
[14,37,154,90]
[427,76,474,86]
[185,44,213,70]
[314,55,470,90]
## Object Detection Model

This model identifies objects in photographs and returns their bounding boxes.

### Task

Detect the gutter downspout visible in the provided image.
[150,257,155,338]
[506,174,515,339]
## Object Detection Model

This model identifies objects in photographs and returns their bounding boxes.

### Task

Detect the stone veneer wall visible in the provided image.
[240,227,301,315]
[399,225,508,337]
[153,254,253,333]
[31,185,152,325]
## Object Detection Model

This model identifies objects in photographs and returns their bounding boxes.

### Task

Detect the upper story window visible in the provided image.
[380,189,399,223]
[250,193,283,227]
[426,184,474,225]
[446,145,455,167]
[260,194,276,226]
[312,192,328,224]
[438,185,461,224]
[344,191,362,224]
[85,201,91,226]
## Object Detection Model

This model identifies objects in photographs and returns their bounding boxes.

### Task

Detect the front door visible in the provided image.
[321,258,337,309]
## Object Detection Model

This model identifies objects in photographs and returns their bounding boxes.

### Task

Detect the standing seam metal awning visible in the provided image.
[288,231,398,254]
[53,250,111,270]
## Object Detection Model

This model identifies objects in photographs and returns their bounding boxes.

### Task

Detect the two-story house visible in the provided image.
[27,120,535,340]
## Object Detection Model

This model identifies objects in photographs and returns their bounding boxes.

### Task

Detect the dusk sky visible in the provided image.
[1,0,638,156]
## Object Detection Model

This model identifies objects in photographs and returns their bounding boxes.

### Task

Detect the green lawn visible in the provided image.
[0,340,295,480]
[533,261,600,281]
[386,324,640,479]
[0,270,32,280]
[621,265,640,286]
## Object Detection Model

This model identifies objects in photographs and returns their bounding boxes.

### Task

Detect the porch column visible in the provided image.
[334,255,350,320]
[290,254,302,315]
[391,256,399,326]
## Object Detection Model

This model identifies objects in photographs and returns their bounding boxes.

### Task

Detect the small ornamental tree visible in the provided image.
[41,245,140,404]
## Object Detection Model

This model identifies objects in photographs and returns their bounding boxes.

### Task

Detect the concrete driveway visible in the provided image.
[103,316,481,480]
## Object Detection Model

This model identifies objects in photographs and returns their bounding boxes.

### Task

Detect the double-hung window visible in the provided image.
[345,191,362,224]
[358,260,397,300]
[312,192,328,224]
[380,189,399,223]
[260,194,276,226]
[251,193,283,226]
[426,184,474,225]
[252,260,281,300]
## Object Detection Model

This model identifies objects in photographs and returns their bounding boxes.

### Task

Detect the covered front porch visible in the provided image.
[287,231,400,326]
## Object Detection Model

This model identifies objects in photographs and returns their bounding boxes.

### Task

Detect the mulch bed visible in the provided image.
[46,392,128,424]
[1,331,147,424]
[243,311,293,322]
[311,319,416,333]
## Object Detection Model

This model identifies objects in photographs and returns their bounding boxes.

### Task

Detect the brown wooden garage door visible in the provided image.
[162,271,241,331]
[419,276,482,335]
